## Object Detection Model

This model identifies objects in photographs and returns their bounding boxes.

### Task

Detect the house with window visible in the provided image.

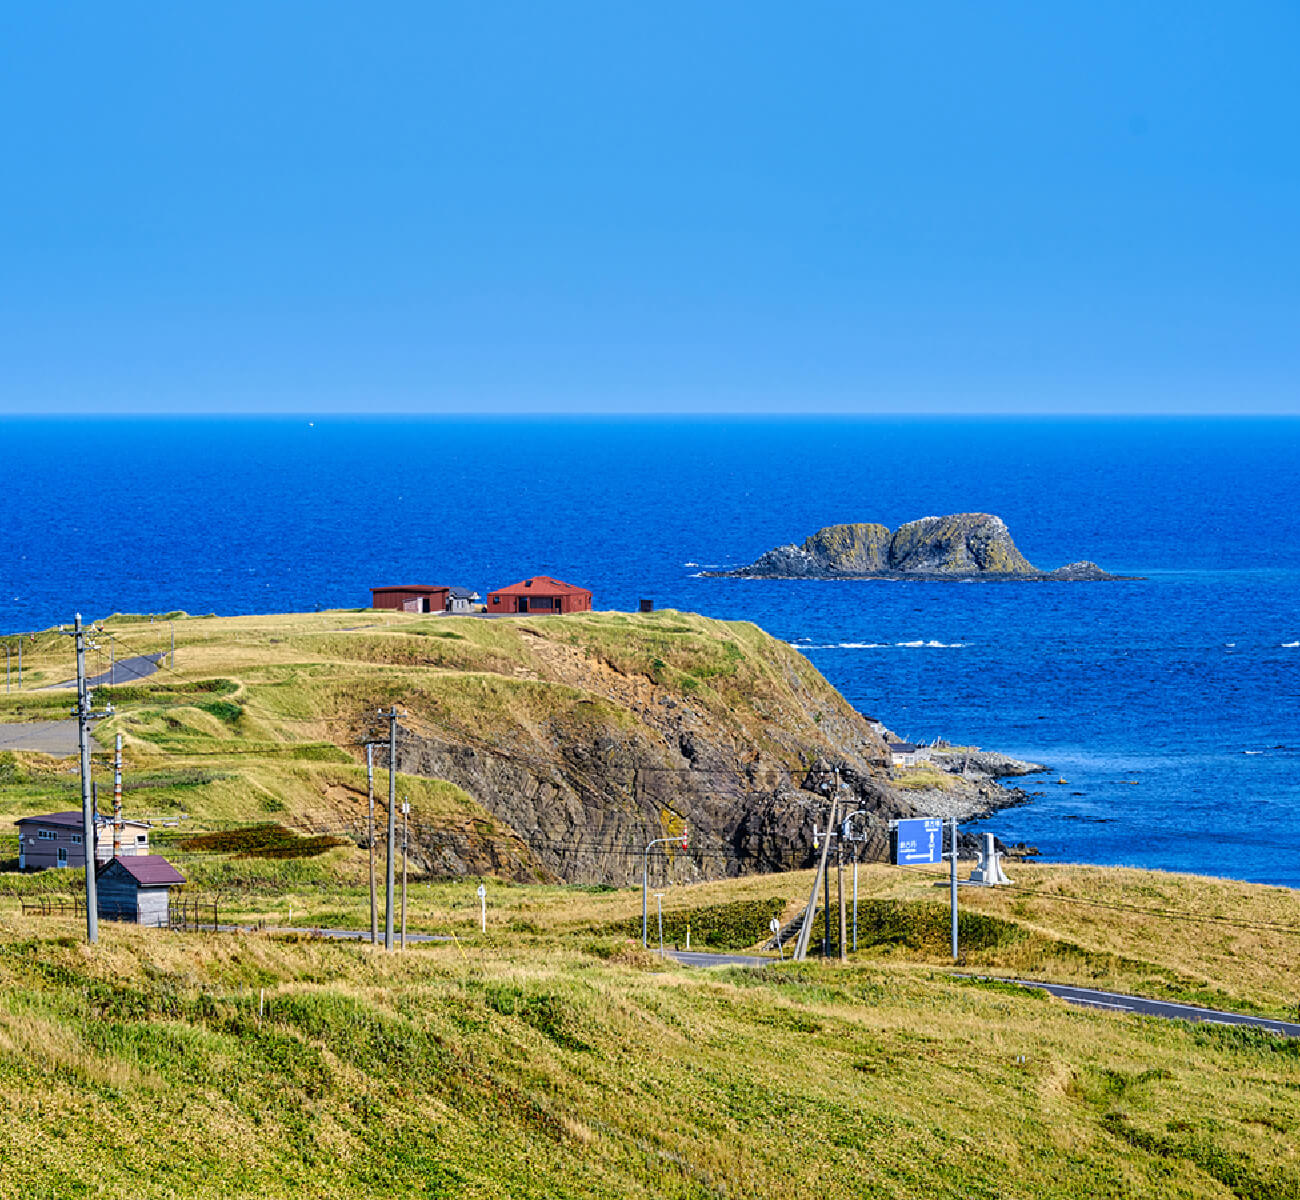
[486,576,592,615]
[16,811,151,871]
[889,743,922,769]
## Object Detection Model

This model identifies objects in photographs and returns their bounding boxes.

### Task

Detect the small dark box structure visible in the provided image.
[96,855,186,927]
[487,576,593,614]
[639,598,654,613]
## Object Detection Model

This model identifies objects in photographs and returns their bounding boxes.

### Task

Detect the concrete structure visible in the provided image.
[967,832,1012,886]
[96,855,186,926]
[487,576,593,615]
[371,585,481,614]
[16,811,150,871]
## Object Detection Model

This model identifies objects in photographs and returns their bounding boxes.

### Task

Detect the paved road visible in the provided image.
[664,953,1300,1037]
[0,719,82,755]
[665,949,776,969]
[1010,979,1300,1038]
[44,654,163,690]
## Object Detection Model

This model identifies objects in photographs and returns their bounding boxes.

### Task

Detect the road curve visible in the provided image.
[663,952,1300,1037]
[1008,979,1300,1038]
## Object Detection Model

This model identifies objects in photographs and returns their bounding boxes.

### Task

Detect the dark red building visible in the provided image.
[370,585,451,613]
[487,576,593,614]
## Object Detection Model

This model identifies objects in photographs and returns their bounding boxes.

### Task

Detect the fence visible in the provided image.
[20,897,86,918]
[170,897,219,933]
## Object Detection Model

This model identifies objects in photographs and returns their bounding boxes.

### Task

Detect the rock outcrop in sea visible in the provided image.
[715,513,1125,580]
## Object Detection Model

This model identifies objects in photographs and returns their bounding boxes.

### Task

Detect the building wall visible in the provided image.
[372,588,449,612]
[487,590,592,614]
[96,871,140,922]
[17,822,150,871]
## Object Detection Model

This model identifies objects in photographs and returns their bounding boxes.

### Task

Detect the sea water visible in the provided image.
[2,416,1298,884]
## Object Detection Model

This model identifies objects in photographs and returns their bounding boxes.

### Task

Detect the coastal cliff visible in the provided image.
[716,513,1122,580]
[57,609,1035,887]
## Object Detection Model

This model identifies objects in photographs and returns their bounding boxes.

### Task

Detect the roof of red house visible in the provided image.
[102,855,187,886]
[489,576,591,596]
[370,584,452,594]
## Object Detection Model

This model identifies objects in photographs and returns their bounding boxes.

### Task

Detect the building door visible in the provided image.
[57,847,68,868]
[517,598,528,613]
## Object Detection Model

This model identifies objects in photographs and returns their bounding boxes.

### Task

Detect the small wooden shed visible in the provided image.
[96,855,186,927]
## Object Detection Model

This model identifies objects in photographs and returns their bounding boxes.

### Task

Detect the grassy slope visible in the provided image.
[0,914,1297,1200]
[2,612,1300,1194]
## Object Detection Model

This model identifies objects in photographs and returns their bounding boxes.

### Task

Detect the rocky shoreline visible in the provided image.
[710,512,1134,581]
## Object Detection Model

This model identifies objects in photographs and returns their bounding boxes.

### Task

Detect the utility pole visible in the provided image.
[949,816,959,961]
[852,842,859,953]
[5,644,9,693]
[169,621,175,669]
[385,707,398,951]
[794,794,837,962]
[837,817,847,963]
[108,635,115,685]
[112,734,123,859]
[67,614,108,945]
[400,800,410,951]
[366,743,377,945]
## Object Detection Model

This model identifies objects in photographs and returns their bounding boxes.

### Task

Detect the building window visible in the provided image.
[38,830,56,841]
[136,834,148,845]
[71,834,83,845]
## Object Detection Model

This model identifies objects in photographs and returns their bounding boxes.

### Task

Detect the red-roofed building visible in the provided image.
[370,585,481,614]
[486,576,592,615]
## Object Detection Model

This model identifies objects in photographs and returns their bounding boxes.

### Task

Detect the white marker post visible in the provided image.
[477,883,486,933]
[770,916,783,960]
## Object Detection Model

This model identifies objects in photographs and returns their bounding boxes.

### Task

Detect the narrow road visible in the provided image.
[0,719,81,755]
[664,952,1300,1037]
[1009,979,1300,1038]
[44,654,163,690]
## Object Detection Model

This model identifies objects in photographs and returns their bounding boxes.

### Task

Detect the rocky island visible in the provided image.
[711,512,1126,580]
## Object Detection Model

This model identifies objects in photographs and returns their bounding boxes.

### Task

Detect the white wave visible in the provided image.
[683,562,699,567]
[791,640,965,650]
[1283,641,1300,648]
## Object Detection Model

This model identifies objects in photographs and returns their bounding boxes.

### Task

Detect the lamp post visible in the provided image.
[642,828,688,947]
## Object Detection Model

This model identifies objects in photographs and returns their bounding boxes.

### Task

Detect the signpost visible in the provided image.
[891,816,960,961]
[892,817,944,865]
[477,883,486,933]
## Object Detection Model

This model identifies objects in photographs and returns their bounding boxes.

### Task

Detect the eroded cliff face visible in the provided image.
[723,513,1119,579]
[888,514,1034,574]
[337,614,907,885]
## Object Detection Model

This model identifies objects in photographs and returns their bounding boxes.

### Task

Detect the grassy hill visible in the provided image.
[0,881,1297,1199]
[1,611,1299,1195]
[0,608,902,884]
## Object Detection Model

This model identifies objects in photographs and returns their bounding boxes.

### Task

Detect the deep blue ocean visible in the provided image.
[3,416,1298,885]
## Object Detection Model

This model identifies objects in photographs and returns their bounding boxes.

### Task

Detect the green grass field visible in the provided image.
[2,609,1299,1196]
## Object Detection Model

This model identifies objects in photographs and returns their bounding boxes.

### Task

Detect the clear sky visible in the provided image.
[2,2,1297,414]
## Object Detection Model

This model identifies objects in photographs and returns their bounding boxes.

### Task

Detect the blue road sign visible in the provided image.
[894,817,944,865]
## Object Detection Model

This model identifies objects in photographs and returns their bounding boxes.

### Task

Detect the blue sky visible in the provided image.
[1,2,1297,414]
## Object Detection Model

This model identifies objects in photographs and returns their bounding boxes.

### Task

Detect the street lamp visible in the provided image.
[642,828,688,947]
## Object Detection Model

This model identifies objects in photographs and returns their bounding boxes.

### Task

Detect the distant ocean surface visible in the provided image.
[3,416,1299,886]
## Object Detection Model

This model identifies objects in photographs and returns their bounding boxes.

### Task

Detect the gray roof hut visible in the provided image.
[96,855,186,928]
